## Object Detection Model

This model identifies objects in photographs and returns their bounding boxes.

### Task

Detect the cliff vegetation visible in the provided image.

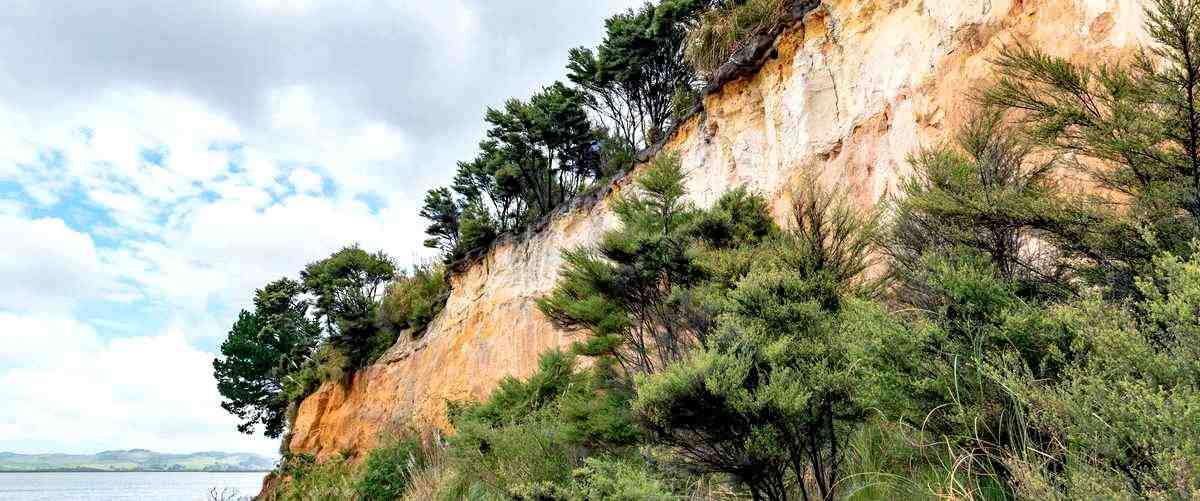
[213,0,1200,499]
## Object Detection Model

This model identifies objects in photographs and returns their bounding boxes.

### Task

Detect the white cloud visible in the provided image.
[131,193,431,338]
[288,168,323,194]
[0,199,23,216]
[0,312,101,367]
[0,312,277,456]
[0,0,645,458]
[0,214,125,314]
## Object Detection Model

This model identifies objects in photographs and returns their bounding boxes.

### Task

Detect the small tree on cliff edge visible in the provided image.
[301,245,396,366]
[214,278,320,438]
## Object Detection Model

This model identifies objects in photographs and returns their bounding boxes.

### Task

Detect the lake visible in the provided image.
[0,472,267,500]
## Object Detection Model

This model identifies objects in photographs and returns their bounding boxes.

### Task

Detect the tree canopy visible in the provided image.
[213,278,320,438]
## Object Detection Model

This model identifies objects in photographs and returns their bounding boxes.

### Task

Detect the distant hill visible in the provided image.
[0,449,276,472]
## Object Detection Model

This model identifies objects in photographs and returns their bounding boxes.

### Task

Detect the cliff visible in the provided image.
[284,0,1149,462]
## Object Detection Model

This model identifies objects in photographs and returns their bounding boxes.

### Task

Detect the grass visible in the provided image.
[276,454,358,501]
[684,0,790,75]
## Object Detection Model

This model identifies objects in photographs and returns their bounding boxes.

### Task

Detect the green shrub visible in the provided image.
[452,410,578,498]
[999,249,1200,498]
[380,262,450,338]
[357,436,429,501]
[283,344,350,404]
[508,456,678,501]
[275,453,357,501]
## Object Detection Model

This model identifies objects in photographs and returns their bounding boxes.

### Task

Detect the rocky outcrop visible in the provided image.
[284,0,1150,462]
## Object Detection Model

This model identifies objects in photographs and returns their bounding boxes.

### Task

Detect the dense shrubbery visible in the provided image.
[380,262,450,338]
[356,436,429,501]
[271,439,429,501]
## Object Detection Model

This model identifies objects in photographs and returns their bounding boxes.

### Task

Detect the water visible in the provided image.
[0,472,267,500]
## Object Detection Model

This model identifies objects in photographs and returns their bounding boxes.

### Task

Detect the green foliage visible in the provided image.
[420,187,461,253]
[446,352,579,498]
[568,2,700,149]
[357,436,429,501]
[568,457,677,501]
[635,181,895,501]
[687,185,777,248]
[507,456,679,501]
[1004,249,1200,498]
[983,0,1200,297]
[456,200,498,259]
[423,82,615,262]
[282,344,349,405]
[444,349,642,499]
[275,453,358,501]
[540,154,779,382]
[456,349,578,426]
[300,246,396,366]
[214,278,321,438]
[380,262,450,337]
[885,111,1074,307]
[683,0,789,76]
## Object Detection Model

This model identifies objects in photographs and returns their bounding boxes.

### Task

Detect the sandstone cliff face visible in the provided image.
[285,0,1149,461]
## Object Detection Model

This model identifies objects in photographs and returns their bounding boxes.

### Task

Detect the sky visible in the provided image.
[0,0,641,457]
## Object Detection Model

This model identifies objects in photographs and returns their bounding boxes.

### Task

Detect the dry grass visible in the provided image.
[399,446,457,501]
[684,0,790,76]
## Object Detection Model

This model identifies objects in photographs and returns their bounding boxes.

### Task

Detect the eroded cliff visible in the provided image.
[285,0,1149,462]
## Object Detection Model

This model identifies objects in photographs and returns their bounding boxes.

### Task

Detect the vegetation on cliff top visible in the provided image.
[213,247,449,440]
[417,0,794,265]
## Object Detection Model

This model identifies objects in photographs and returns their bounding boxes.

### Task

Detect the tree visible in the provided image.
[420,187,461,253]
[456,199,498,260]
[483,82,598,218]
[540,154,704,380]
[568,2,700,149]
[885,111,1076,308]
[300,246,396,366]
[635,182,902,501]
[214,278,321,438]
[453,140,526,233]
[983,0,1200,297]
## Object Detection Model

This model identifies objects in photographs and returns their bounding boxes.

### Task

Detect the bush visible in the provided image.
[380,262,450,337]
[275,453,357,501]
[283,344,350,405]
[1003,249,1200,498]
[357,436,429,501]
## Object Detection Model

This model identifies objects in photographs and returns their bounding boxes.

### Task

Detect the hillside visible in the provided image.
[284,0,1150,461]
[0,449,276,472]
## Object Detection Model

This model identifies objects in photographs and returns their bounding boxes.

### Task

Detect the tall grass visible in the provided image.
[684,0,789,75]
[277,454,358,501]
